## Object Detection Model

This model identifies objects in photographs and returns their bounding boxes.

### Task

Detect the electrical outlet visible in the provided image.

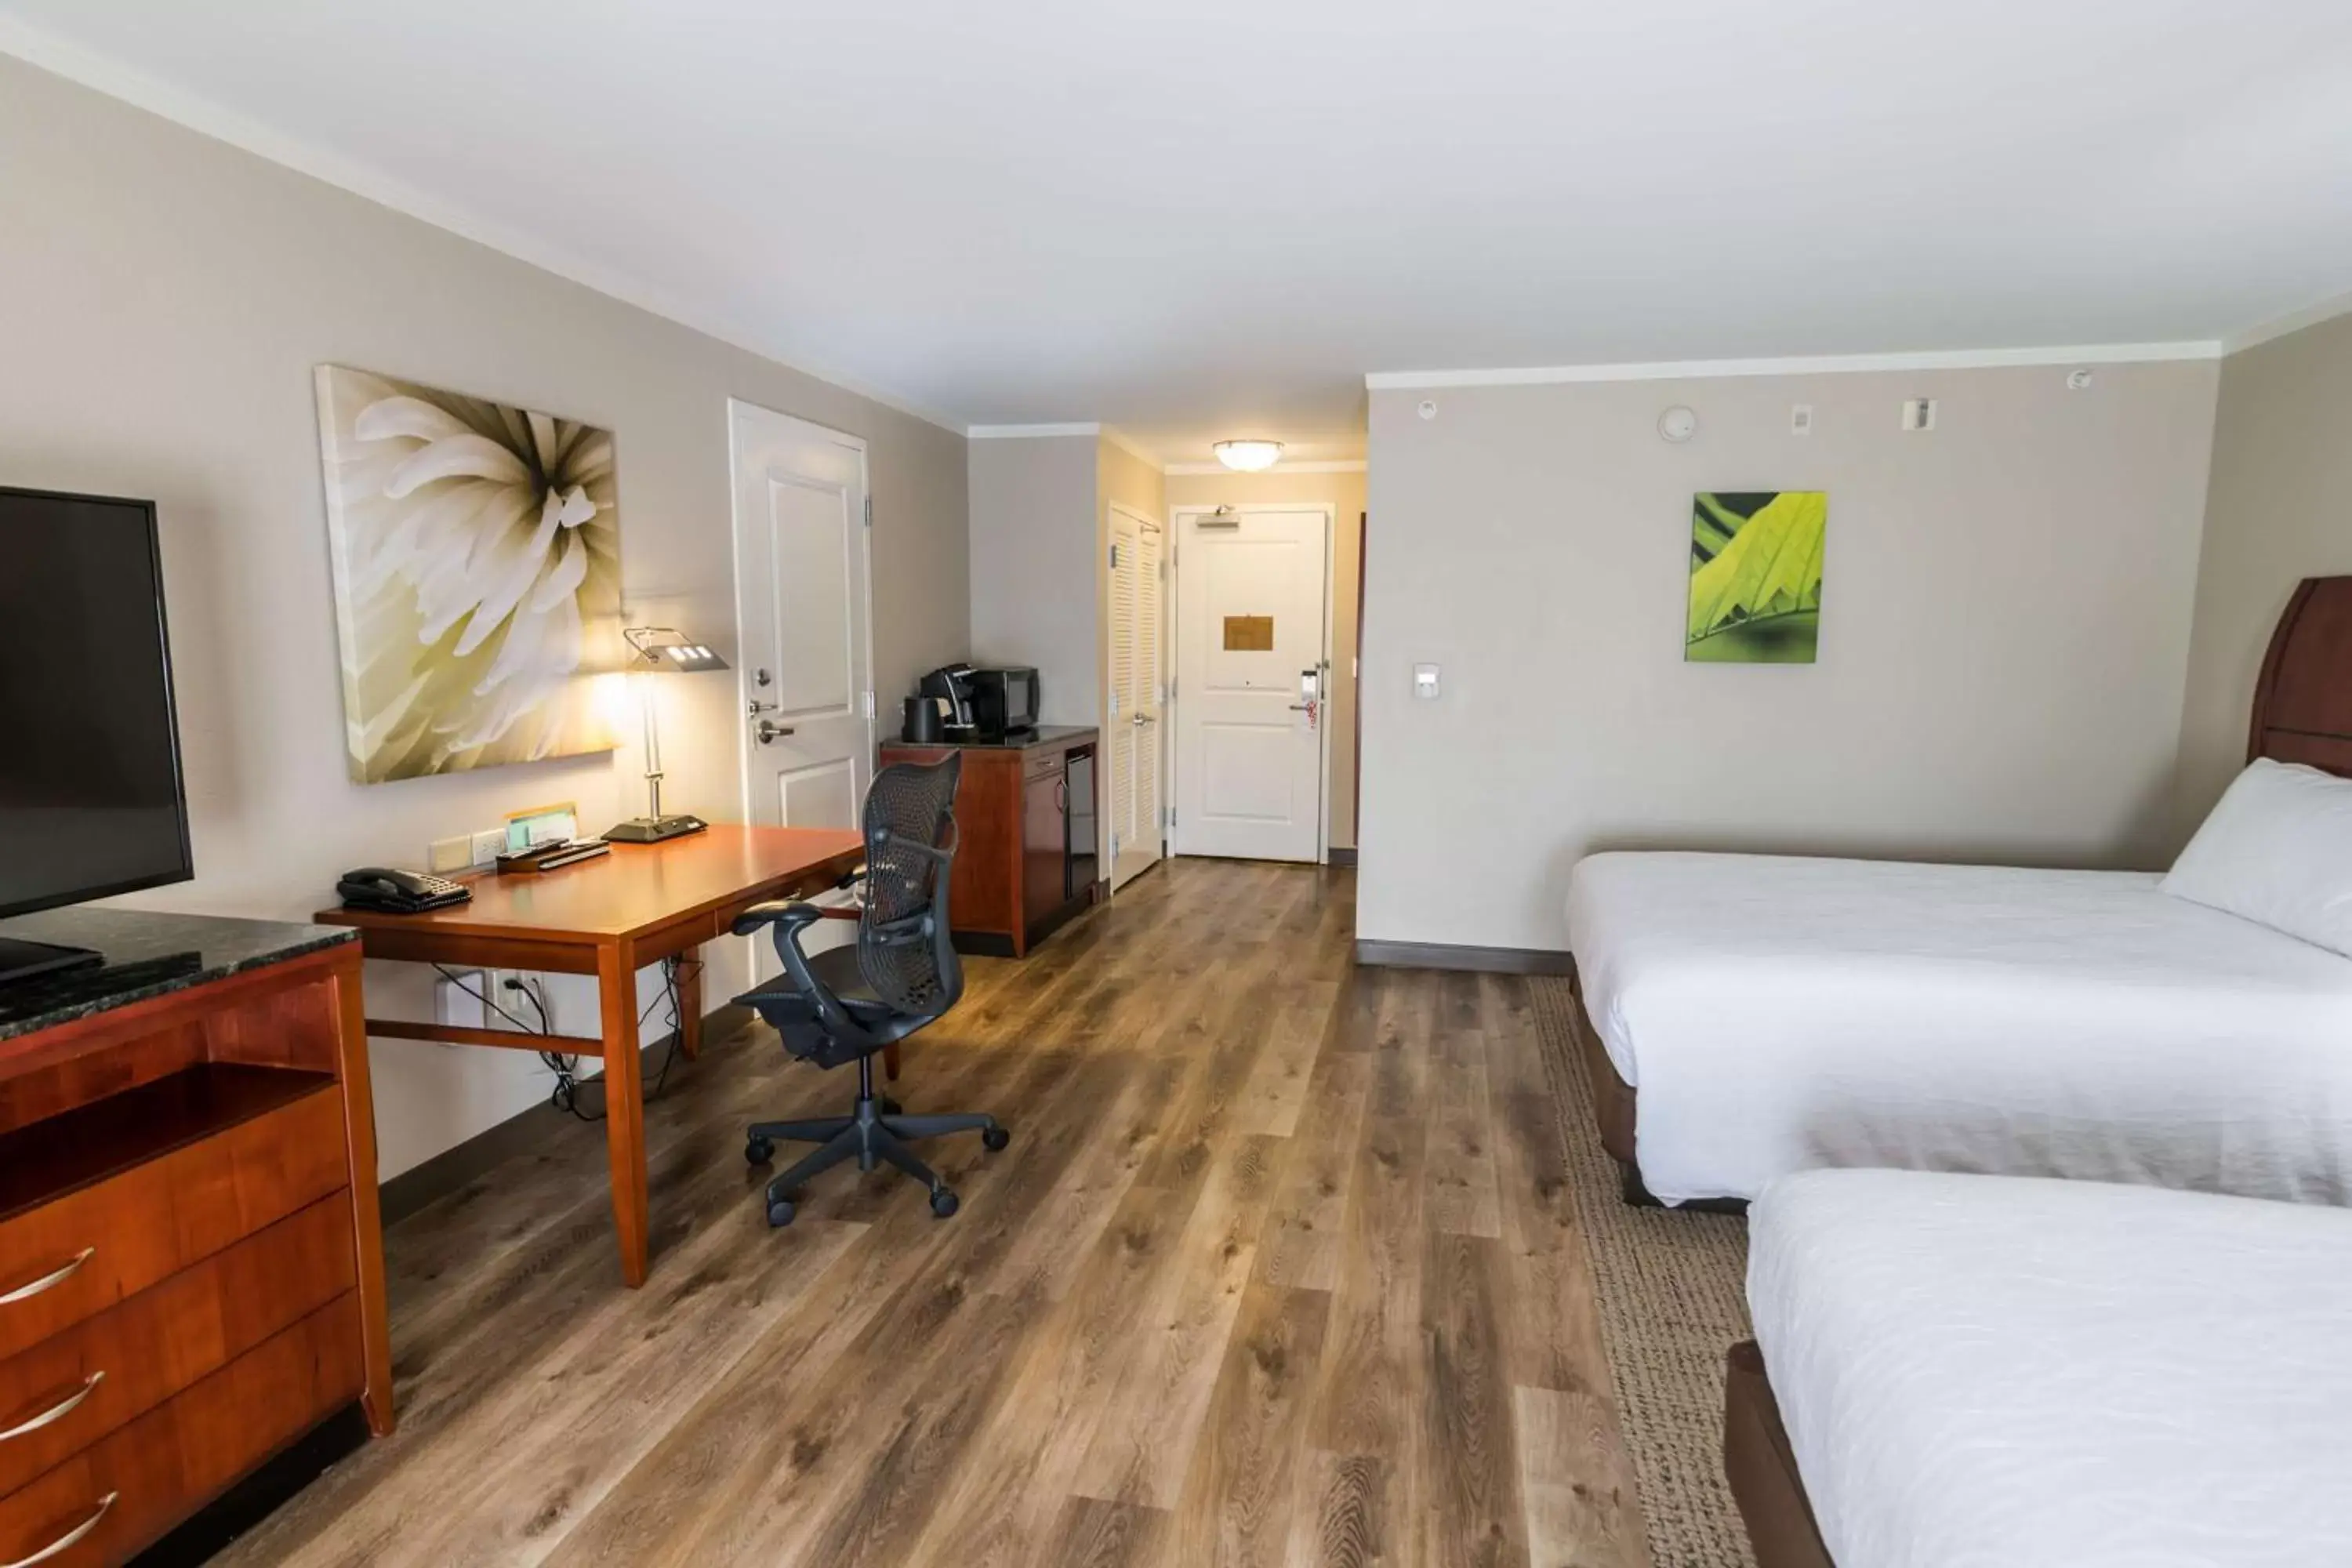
[1791,403,1814,435]
[470,829,506,866]
[434,968,488,1032]
[428,835,473,873]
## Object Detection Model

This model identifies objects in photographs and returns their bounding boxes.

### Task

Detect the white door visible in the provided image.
[1172,506,1330,862]
[729,401,872,967]
[1106,505,1164,887]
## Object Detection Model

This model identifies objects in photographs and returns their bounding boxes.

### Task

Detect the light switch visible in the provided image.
[1413,663,1442,700]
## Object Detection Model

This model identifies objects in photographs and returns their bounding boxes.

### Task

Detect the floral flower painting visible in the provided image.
[314,366,622,782]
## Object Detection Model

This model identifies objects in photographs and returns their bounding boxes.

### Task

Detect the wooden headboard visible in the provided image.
[2249,575,2352,778]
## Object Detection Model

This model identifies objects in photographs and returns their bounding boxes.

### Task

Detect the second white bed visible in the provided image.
[1565,851,2352,1205]
[1749,1169,2352,1567]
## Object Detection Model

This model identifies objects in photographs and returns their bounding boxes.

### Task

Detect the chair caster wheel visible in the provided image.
[982,1127,1011,1152]
[767,1198,796,1228]
[930,1188,960,1218]
[880,1097,904,1116]
[745,1136,774,1165]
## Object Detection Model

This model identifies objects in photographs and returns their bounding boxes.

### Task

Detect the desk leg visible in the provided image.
[597,942,650,1287]
[330,957,397,1436]
[677,953,702,1062]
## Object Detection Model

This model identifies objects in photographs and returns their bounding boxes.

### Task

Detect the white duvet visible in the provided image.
[1565,852,2352,1205]
[1749,1169,2352,1568]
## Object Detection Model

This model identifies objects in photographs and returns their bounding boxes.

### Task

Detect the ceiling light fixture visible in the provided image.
[1213,439,1283,472]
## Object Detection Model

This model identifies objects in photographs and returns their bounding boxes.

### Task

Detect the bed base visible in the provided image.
[1568,967,1748,1214]
[1723,1341,1836,1568]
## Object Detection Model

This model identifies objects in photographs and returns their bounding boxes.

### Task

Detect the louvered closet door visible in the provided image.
[1108,506,1164,889]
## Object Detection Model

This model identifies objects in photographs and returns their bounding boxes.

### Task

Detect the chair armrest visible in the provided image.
[730,900,827,938]
[730,899,876,1049]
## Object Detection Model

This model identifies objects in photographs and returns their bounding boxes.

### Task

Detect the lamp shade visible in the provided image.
[622,626,728,673]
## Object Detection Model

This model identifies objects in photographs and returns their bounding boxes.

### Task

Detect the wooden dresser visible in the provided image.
[0,909,390,1567]
[879,726,1100,956]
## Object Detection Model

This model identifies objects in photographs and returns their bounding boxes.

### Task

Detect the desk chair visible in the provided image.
[731,755,1007,1225]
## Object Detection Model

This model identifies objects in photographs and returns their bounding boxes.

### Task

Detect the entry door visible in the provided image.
[1107,506,1164,887]
[729,401,872,967]
[1173,506,1330,862]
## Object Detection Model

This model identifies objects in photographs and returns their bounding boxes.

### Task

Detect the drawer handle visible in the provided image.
[0,1372,103,1443]
[4,1491,117,1568]
[0,1250,93,1306]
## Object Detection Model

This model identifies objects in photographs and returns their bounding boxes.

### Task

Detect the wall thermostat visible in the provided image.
[1657,405,1698,443]
[1417,399,1439,421]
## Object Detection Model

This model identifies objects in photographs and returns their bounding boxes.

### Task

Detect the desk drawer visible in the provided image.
[0,1299,362,1567]
[0,1196,355,1496]
[0,1086,347,1363]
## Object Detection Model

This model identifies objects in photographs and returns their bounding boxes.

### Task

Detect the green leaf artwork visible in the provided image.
[1686,491,1826,663]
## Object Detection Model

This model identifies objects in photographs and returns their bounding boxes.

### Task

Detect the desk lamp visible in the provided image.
[602,626,729,844]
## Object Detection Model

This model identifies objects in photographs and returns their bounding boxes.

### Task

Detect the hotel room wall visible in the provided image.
[1163,466,1367,851]
[1359,361,2220,954]
[967,435,1102,727]
[0,56,972,1177]
[2172,310,2352,844]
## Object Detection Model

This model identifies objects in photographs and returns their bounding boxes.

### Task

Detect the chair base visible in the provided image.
[746,1058,1006,1225]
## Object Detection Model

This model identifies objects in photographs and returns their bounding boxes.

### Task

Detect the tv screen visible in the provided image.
[0,488,193,919]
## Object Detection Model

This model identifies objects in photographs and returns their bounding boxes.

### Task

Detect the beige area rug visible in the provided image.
[1526,977,1758,1568]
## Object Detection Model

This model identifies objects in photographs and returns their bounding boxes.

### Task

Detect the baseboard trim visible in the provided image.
[378,1002,752,1226]
[1326,847,1359,868]
[1353,938,1574,975]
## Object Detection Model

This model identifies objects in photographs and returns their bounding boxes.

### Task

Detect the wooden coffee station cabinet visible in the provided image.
[879,726,1099,956]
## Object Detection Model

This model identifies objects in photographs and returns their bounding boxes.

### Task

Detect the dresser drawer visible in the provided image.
[0,1084,347,1363]
[0,1195,356,1497]
[0,1299,362,1567]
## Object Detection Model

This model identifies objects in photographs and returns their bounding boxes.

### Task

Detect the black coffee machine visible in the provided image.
[909,663,978,742]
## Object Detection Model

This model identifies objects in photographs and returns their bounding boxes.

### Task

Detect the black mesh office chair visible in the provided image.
[730,755,1007,1226]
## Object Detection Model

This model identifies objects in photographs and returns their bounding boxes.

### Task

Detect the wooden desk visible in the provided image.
[317,824,863,1287]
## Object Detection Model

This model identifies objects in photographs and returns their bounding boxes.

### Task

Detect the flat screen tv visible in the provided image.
[0,486,193,983]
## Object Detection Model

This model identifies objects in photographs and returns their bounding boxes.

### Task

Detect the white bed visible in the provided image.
[1565,850,2352,1205]
[1748,1168,2352,1567]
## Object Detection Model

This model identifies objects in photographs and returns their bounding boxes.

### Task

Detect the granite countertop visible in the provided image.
[0,906,357,1042]
[887,724,1099,751]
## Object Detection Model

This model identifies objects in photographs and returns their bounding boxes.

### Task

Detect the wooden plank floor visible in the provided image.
[219,858,1647,1568]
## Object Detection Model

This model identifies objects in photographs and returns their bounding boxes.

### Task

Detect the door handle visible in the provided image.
[1287,702,1313,711]
[753,719,795,745]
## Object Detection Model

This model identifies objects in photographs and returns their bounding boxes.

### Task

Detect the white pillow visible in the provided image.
[2162,758,2352,958]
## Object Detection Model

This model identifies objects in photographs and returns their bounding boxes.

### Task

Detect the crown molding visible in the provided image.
[1364,341,2223,390]
[0,18,971,437]
[1163,459,1367,476]
[1099,427,1163,469]
[2223,290,2352,356]
[966,423,1101,438]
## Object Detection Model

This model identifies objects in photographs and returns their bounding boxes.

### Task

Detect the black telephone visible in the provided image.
[336,866,471,914]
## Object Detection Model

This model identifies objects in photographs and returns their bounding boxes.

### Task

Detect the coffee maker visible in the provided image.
[915,663,979,741]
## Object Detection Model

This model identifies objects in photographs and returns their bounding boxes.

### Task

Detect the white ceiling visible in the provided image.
[6,1,2350,463]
